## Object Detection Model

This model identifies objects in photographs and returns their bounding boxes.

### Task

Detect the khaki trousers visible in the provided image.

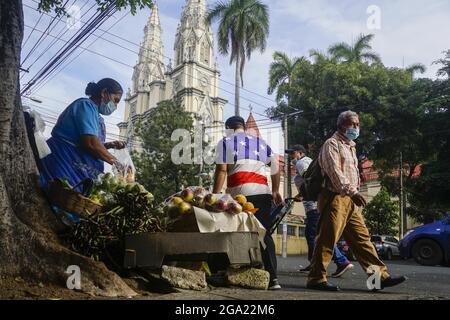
[307,189,390,285]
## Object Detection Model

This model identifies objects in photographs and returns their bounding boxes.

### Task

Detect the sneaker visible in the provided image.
[298,264,311,273]
[331,263,354,278]
[268,278,281,290]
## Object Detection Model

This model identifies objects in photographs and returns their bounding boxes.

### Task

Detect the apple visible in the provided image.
[172,196,183,206]
[234,194,247,206]
[227,202,243,214]
[181,189,194,203]
[192,195,205,208]
[214,199,228,212]
[204,193,217,206]
[178,201,193,215]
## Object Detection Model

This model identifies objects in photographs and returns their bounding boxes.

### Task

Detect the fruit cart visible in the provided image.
[123,231,263,271]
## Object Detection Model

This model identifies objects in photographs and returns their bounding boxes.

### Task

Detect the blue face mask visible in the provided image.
[99,100,117,115]
[345,128,360,140]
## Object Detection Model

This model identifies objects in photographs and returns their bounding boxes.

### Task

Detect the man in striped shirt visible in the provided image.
[307,111,406,292]
[213,116,283,290]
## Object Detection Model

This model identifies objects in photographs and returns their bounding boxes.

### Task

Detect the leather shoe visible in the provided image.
[380,276,407,289]
[306,282,340,291]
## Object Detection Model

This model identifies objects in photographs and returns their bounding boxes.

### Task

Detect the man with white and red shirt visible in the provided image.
[213,116,283,290]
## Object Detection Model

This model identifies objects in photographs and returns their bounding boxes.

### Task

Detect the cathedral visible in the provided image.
[118,0,227,148]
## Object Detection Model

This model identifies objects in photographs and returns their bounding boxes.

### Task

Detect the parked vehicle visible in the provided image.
[371,235,400,260]
[399,216,450,266]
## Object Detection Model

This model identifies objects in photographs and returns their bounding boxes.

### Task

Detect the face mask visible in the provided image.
[99,100,117,115]
[345,127,360,140]
[292,159,298,165]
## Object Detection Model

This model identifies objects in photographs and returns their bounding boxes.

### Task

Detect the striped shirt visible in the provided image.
[319,131,360,196]
[215,131,275,197]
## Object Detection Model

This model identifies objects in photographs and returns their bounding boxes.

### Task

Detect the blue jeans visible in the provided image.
[305,210,349,266]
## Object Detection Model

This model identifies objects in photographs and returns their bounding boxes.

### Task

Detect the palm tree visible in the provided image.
[433,50,450,78]
[328,33,381,64]
[207,0,269,116]
[267,51,304,105]
[309,49,337,64]
[406,63,426,77]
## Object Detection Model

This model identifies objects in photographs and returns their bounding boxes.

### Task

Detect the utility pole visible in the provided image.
[282,114,289,258]
[271,110,303,258]
[399,151,404,238]
[199,119,204,187]
[283,115,290,198]
[195,115,208,187]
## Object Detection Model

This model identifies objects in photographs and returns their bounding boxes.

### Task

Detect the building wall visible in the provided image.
[272,223,308,256]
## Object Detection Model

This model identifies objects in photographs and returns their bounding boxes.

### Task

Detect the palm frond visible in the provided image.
[354,33,375,53]
[406,63,426,75]
[360,52,381,64]
[328,43,352,62]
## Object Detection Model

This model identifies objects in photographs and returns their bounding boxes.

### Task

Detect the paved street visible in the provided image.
[155,256,450,300]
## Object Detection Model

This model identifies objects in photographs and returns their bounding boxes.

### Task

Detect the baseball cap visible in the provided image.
[285,144,307,154]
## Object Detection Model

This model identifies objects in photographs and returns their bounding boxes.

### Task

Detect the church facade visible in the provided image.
[118,0,227,149]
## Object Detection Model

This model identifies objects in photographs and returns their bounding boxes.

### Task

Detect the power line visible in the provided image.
[21,0,71,66]
[33,10,131,94]
[21,2,118,95]
[22,20,270,120]
[23,94,124,121]
[23,2,277,114]
[22,10,44,48]
[22,0,95,76]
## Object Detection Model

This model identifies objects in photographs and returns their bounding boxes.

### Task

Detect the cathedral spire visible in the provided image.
[132,2,165,92]
[148,2,160,26]
[141,2,163,64]
[174,0,214,67]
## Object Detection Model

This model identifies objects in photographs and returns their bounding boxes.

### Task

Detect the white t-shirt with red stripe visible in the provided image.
[216,132,275,197]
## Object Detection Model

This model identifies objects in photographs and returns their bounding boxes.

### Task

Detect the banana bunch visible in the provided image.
[66,173,167,261]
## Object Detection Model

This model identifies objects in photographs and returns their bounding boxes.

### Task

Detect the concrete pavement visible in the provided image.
[150,256,450,300]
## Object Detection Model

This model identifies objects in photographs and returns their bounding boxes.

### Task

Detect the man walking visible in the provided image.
[287,144,354,277]
[307,111,406,291]
[213,116,283,290]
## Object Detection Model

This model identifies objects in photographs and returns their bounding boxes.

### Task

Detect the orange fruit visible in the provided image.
[242,202,255,212]
[235,194,247,206]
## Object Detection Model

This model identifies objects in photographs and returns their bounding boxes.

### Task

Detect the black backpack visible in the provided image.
[299,153,325,202]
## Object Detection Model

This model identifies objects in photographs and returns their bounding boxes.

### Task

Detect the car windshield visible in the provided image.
[371,236,382,242]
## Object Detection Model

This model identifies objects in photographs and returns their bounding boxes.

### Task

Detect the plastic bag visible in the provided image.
[29,110,51,159]
[112,148,136,183]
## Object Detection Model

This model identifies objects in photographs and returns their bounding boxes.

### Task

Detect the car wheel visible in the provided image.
[385,249,393,261]
[411,239,443,266]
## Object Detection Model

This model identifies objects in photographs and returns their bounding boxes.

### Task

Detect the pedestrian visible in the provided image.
[287,144,354,277]
[213,116,283,290]
[307,111,406,291]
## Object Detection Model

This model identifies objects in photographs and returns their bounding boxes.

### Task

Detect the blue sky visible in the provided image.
[21,0,450,153]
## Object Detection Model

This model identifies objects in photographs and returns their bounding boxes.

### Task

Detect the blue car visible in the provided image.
[399,216,450,266]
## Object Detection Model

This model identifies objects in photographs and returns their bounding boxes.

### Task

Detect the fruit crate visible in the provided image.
[123,232,263,271]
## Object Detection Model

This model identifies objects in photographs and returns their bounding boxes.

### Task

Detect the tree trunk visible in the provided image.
[234,53,240,116]
[0,0,135,297]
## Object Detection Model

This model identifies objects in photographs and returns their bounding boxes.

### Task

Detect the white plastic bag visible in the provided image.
[30,110,51,159]
[112,148,136,183]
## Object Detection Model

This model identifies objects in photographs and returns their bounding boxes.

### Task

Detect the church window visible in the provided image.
[177,44,184,65]
[200,41,210,65]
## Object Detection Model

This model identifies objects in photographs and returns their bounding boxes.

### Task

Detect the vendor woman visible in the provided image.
[40,78,126,192]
